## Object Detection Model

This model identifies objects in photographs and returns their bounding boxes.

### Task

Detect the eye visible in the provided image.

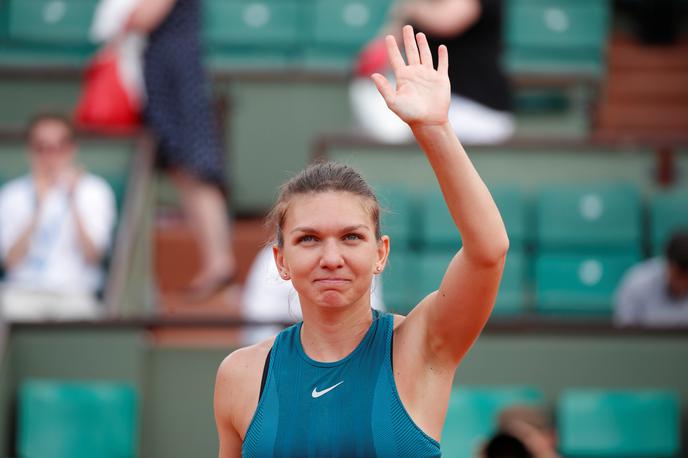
[298,234,318,243]
[343,233,363,241]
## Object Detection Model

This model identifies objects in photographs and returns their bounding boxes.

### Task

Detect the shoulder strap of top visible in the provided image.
[258,349,271,400]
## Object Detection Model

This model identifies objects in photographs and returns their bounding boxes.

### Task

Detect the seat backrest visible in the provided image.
[558,389,680,457]
[381,248,417,314]
[535,253,641,314]
[442,386,544,458]
[8,0,95,45]
[419,189,461,248]
[494,249,527,315]
[18,379,139,458]
[377,184,415,249]
[504,0,611,75]
[203,0,308,69]
[420,185,527,250]
[535,182,642,254]
[301,0,392,70]
[203,0,303,48]
[491,185,528,251]
[308,0,390,48]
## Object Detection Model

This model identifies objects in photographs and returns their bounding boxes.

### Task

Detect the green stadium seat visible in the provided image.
[302,0,391,70]
[381,249,417,314]
[377,185,415,249]
[442,386,544,458]
[650,188,688,255]
[558,389,680,457]
[535,253,640,314]
[419,190,460,248]
[8,0,95,45]
[18,379,139,458]
[494,250,527,315]
[491,185,528,250]
[414,249,527,316]
[535,183,642,253]
[1,0,96,64]
[417,249,454,300]
[386,248,526,316]
[505,0,611,76]
[203,0,304,69]
[420,185,528,250]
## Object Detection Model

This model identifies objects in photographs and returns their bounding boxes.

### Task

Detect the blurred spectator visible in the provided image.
[351,0,514,144]
[241,245,385,344]
[614,230,688,327]
[479,405,560,458]
[126,0,236,300]
[0,113,116,320]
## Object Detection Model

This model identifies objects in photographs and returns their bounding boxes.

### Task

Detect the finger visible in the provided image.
[416,32,433,68]
[402,24,420,65]
[371,73,395,106]
[385,34,406,73]
[437,44,449,76]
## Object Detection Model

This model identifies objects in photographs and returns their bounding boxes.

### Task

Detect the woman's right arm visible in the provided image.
[214,343,272,457]
[214,355,244,457]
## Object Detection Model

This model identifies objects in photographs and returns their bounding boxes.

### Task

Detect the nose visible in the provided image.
[319,239,344,270]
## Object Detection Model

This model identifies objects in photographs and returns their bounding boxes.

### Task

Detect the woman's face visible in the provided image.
[274,191,389,310]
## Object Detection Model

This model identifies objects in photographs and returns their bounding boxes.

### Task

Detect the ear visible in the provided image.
[273,243,289,279]
[375,235,390,274]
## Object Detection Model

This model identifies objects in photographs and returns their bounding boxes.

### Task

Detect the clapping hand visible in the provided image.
[371,25,450,128]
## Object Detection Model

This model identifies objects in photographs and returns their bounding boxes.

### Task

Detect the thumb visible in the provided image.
[371,73,395,107]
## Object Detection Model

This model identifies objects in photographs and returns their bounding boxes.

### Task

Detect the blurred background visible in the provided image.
[0,0,687,457]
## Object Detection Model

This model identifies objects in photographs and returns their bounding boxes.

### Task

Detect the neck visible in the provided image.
[299,299,374,363]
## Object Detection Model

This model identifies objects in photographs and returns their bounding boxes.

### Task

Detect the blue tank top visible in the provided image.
[242,310,441,457]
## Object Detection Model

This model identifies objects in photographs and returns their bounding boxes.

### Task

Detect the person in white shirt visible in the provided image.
[0,113,116,321]
[614,230,688,327]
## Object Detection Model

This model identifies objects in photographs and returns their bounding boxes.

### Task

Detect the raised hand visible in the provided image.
[371,25,450,128]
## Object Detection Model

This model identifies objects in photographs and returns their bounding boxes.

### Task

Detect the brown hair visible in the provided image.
[268,161,381,247]
[25,112,75,143]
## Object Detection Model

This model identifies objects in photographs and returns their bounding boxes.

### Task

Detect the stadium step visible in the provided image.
[595,34,688,140]
[153,215,268,316]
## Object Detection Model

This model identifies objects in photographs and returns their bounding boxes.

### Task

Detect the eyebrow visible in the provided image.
[290,224,370,234]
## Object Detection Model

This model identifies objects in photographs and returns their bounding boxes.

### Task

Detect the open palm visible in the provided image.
[372,25,451,127]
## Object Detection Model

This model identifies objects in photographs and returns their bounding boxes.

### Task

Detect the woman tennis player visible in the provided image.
[214,25,508,457]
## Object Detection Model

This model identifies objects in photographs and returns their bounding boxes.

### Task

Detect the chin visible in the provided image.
[316,294,351,309]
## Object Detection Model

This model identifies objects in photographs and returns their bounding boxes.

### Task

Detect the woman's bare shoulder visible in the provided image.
[215,336,277,439]
[217,336,276,385]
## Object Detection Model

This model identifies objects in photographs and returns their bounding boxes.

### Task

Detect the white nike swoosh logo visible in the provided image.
[311,381,344,398]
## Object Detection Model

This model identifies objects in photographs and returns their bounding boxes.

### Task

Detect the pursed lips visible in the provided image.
[313,278,351,286]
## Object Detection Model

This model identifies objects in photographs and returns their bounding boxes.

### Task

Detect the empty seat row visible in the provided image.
[379,183,687,254]
[382,246,642,316]
[0,0,610,74]
[377,184,688,315]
